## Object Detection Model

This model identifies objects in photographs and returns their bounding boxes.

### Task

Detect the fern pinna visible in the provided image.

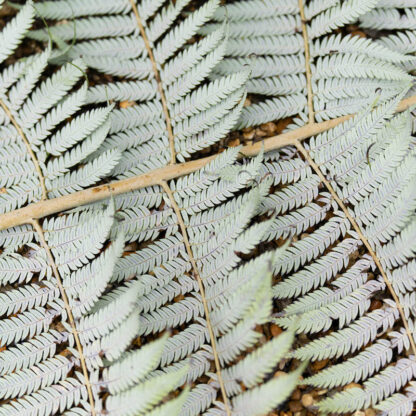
[0,1,302,415]
[27,0,248,176]
[360,0,416,54]
[269,90,416,414]
[201,0,412,129]
[0,1,119,213]
[360,0,416,84]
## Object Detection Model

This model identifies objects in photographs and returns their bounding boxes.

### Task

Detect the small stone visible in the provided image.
[352,412,365,416]
[350,28,366,38]
[124,242,138,252]
[227,138,241,147]
[301,394,314,407]
[291,389,301,401]
[274,370,287,378]
[243,97,251,107]
[119,100,135,108]
[344,383,363,391]
[255,128,268,138]
[311,359,329,371]
[260,122,277,135]
[0,4,14,17]
[370,299,382,311]
[365,409,377,416]
[289,401,303,413]
[242,128,255,140]
[274,118,292,134]
[271,324,283,337]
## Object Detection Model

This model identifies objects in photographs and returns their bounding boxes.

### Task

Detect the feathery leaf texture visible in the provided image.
[0,147,303,414]
[201,0,412,128]
[28,0,248,171]
[1,3,303,414]
[268,93,416,415]
[0,202,192,415]
[2,0,416,415]
[360,0,416,76]
[0,2,119,213]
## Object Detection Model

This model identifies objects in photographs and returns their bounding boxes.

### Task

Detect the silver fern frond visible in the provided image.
[202,0,412,128]
[0,148,302,415]
[268,91,416,414]
[3,1,416,415]
[0,3,120,213]
[27,0,248,173]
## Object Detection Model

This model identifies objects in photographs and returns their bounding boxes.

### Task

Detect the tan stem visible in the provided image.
[128,0,176,164]
[0,99,48,200]
[294,141,416,357]
[0,94,415,230]
[296,0,416,356]
[298,0,314,124]
[31,219,97,415]
[159,180,232,415]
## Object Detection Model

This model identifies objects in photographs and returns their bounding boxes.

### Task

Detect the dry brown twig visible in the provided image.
[0,94,415,231]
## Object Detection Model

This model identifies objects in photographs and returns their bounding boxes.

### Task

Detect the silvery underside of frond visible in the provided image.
[201,0,412,129]
[270,94,416,414]
[2,0,416,415]
[27,0,249,175]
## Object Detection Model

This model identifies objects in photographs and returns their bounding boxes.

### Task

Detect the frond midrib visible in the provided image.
[128,0,176,164]
[31,219,97,415]
[158,180,233,416]
[0,98,47,199]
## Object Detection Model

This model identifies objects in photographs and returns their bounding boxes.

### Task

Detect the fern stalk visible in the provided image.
[128,0,176,164]
[0,99,47,199]
[1,93,416,231]
[31,219,97,415]
[298,0,314,124]
[159,180,232,416]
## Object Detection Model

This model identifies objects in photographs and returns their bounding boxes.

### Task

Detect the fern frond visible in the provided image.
[0,4,119,215]
[319,358,416,413]
[4,1,416,415]
[0,1,34,64]
[359,0,416,76]
[261,92,416,414]
[203,0,411,128]
[0,137,304,415]
[27,0,248,173]
[0,202,189,415]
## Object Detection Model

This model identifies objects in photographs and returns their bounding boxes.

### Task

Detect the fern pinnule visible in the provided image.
[202,0,411,129]
[27,0,249,176]
[265,91,416,414]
